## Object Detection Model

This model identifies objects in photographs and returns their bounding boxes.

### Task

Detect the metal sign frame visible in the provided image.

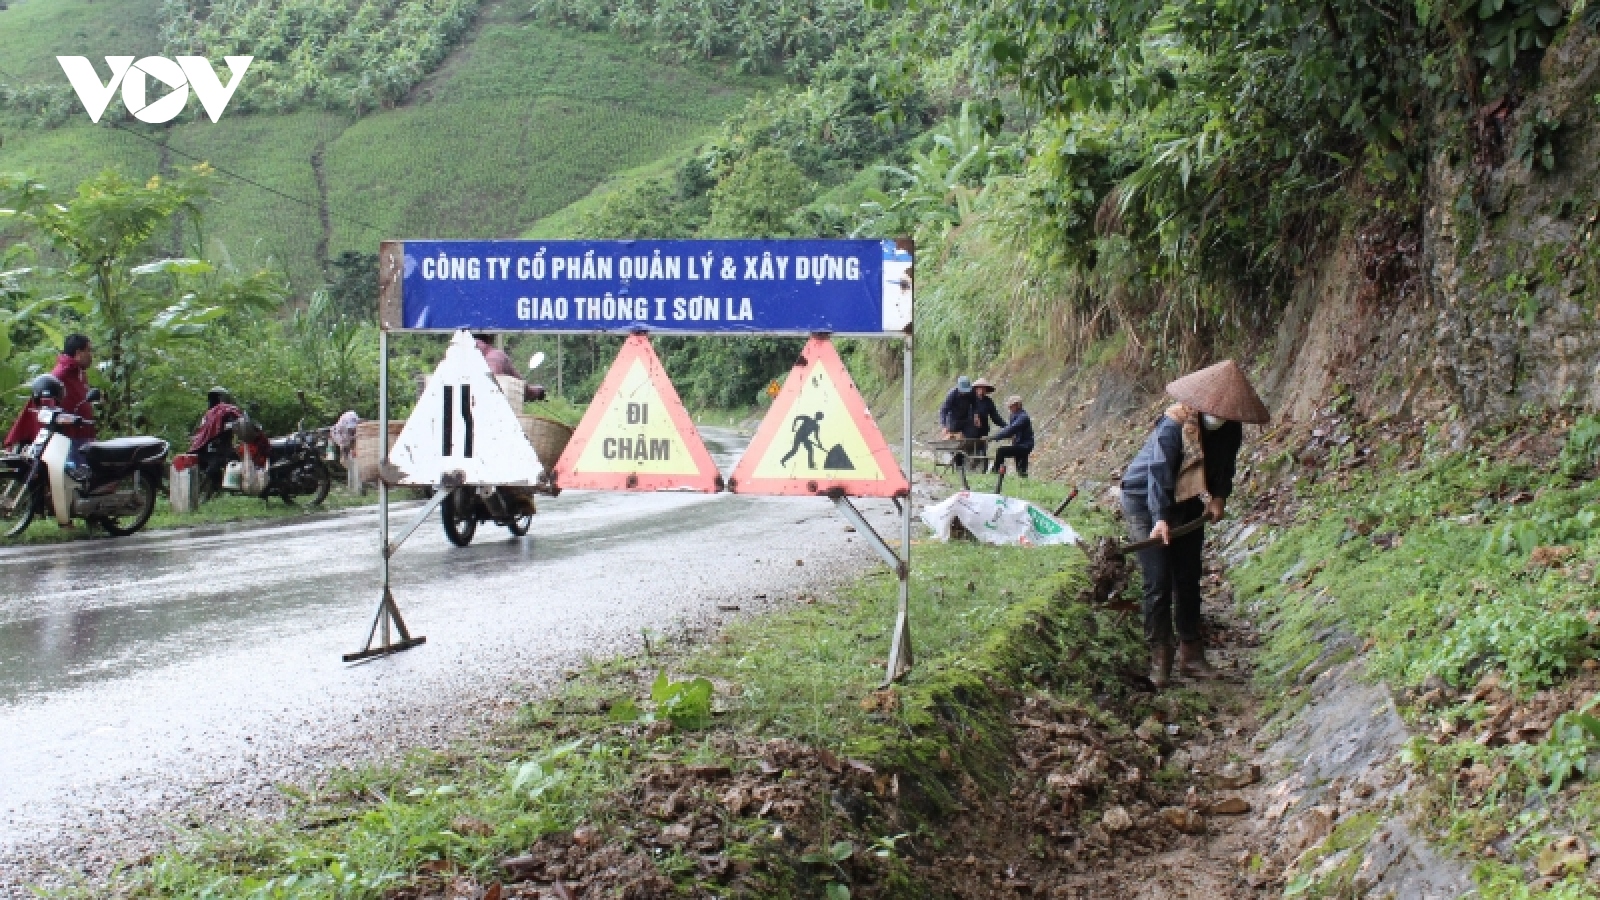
[349,239,916,685]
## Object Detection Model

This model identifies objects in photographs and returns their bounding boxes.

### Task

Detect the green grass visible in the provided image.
[0,0,165,85]
[521,154,687,240]
[1233,451,1600,694]
[1,488,376,546]
[1232,414,1600,898]
[1,2,756,293]
[60,474,1133,899]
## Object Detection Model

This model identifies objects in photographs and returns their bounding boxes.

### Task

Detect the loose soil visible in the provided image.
[395,552,1306,899]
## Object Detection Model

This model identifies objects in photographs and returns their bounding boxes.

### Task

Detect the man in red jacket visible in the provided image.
[4,334,97,453]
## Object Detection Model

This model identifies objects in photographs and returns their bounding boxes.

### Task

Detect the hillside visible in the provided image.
[0,0,755,293]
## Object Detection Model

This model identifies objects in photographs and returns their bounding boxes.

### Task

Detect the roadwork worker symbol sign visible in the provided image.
[730,336,908,497]
[388,330,544,486]
[554,334,722,492]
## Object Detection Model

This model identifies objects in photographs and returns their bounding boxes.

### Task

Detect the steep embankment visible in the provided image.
[880,18,1600,900]
[0,0,754,292]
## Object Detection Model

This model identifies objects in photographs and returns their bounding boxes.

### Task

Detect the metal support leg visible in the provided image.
[347,328,426,663]
[886,333,914,684]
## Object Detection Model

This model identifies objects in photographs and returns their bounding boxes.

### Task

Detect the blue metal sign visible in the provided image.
[379,239,913,336]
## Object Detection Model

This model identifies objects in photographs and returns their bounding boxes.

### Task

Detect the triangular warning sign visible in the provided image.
[553,334,722,492]
[387,330,544,486]
[730,336,908,497]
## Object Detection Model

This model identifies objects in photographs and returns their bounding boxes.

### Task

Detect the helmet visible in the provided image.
[207,386,233,408]
[30,374,64,402]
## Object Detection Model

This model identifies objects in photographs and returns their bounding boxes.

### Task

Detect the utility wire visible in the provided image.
[98,118,386,235]
[0,62,386,235]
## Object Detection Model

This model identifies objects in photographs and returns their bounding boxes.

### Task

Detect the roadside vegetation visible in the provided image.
[64,497,1157,899]
[1232,408,1600,897]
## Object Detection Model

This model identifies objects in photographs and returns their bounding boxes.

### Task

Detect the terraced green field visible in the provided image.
[0,0,755,292]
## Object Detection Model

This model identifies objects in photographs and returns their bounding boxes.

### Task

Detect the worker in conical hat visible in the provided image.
[1118,360,1268,688]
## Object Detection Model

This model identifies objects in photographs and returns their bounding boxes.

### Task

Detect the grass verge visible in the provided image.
[1231,409,1600,898]
[2,488,377,547]
[56,485,1146,899]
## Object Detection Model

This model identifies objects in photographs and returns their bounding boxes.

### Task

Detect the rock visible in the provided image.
[660,823,693,845]
[500,854,539,875]
[1163,749,1193,773]
[1529,545,1574,567]
[1214,763,1261,789]
[571,825,600,847]
[1205,797,1251,815]
[1284,805,1336,856]
[450,815,493,837]
[1134,717,1165,743]
[1537,835,1589,877]
[1102,805,1134,832]
[1471,671,1502,702]
[1160,806,1206,834]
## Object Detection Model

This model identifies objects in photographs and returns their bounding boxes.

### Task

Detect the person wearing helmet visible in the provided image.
[189,386,247,491]
[4,334,97,454]
[1119,360,1269,688]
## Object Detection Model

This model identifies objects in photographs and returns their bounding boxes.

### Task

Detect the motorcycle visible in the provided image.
[197,394,332,506]
[261,420,333,506]
[0,390,168,538]
[440,486,536,547]
[437,351,550,547]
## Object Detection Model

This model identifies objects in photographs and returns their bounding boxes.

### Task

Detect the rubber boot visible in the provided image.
[1177,640,1221,679]
[1149,643,1174,689]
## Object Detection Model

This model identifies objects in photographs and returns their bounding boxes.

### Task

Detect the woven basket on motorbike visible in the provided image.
[519,415,574,471]
[353,421,406,484]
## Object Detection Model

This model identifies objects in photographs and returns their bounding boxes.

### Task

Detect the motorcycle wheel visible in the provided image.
[197,471,221,504]
[506,510,532,536]
[0,472,40,538]
[98,473,157,537]
[306,460,331,507]
[440,489,478,547]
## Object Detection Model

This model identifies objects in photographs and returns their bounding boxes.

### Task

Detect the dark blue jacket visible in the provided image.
[1121,415,1242,522]
[940,388,980,437]
[992,409,1034,450]
[973,395,1007,436]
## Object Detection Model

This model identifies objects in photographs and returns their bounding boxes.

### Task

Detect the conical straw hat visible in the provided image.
[1165,360,1270,424]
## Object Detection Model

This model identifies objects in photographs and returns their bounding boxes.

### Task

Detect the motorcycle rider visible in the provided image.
[472,333,547,402]
[4,335,97,474]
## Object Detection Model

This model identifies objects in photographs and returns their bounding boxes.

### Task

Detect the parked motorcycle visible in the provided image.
[0,385,167,538]
[440,486,535,546]
[197,392,332,506]
[262,420,333,505]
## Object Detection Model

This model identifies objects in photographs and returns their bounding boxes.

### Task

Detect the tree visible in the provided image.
[0,168,285,433]
[575,178,699,239]
[705,147,814,237]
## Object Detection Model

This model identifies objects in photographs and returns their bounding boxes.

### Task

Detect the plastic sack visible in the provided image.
[920,491,1081,547]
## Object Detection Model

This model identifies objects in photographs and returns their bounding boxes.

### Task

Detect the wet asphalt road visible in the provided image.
[0,427,897,892]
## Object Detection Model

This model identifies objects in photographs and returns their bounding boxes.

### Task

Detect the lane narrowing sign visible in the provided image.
[387,330,544,485]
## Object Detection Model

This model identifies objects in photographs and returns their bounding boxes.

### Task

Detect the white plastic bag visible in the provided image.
[920,491,1081,547]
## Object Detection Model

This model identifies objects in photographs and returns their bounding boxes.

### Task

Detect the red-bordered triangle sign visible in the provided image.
[730,336,908,497]
[553,334,722,492]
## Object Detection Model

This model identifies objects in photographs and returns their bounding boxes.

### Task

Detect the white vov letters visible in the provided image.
[57,56,254,123]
